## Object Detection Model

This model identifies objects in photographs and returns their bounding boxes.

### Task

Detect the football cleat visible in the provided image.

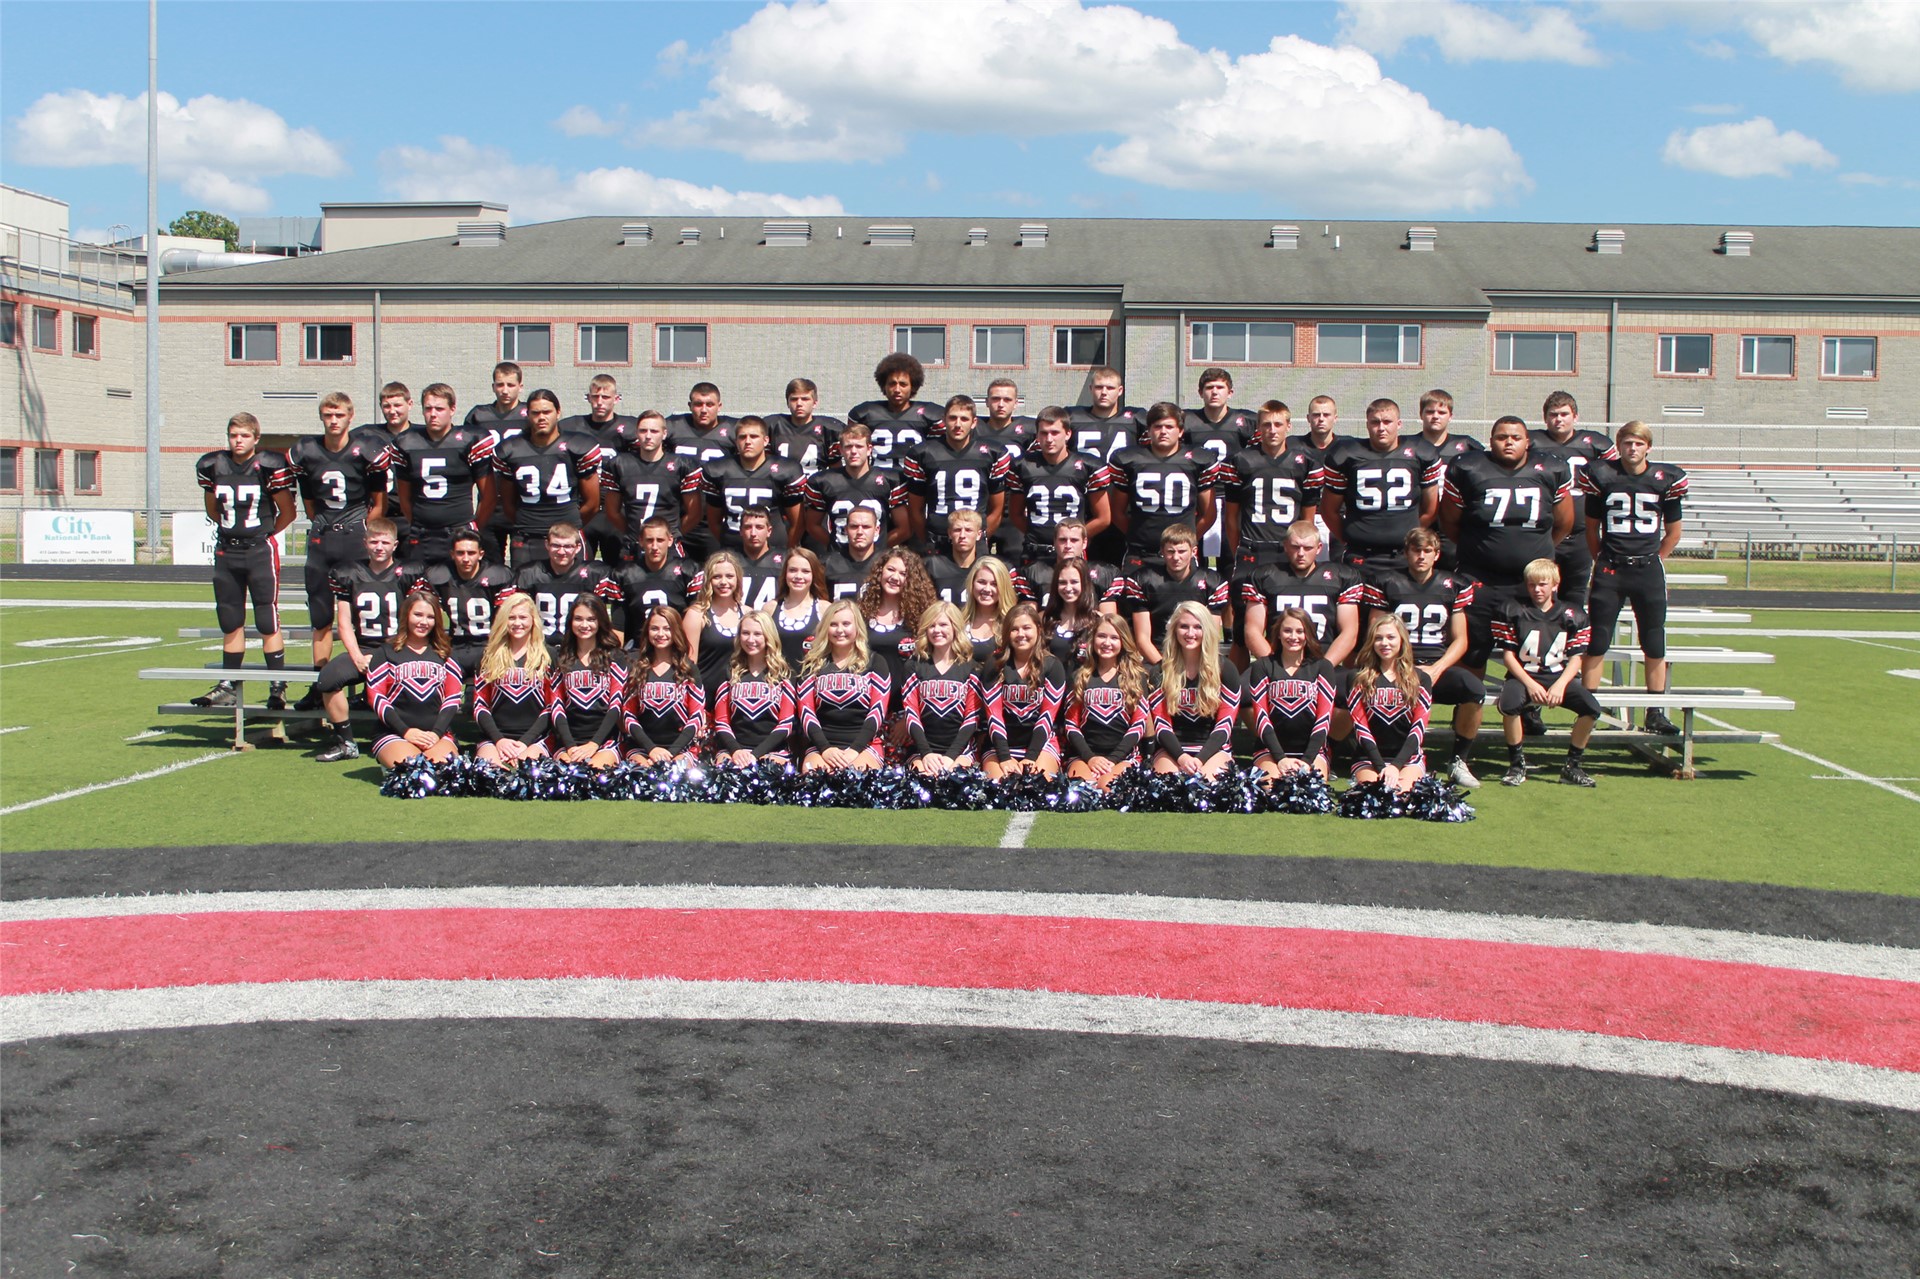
[1642,708,1679,736]
[266,682,289,712]
[292,686,326,713]
[1560,762,1597,788]
[190,682,238,708]
[315,739,360,763]
[1447,757,1481,790]
[1500,761,1528,787]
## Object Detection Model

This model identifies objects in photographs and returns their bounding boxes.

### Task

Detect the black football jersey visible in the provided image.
[925,554,979,606]
[1528,428,1619,536]
[1362,570,1475,664]
[763,412,842,473]
[1318,437,1443,553]
[1008,451,1110,555]
[393,426,495,528]
[1238,562,1365,647]
[492,430,606,534]
[738,547,787,612]
[701,455,804,549]
[1181,408,1255,469]
[287,435,388,519]
[665,415,739,468]
[1443,451,1573,582]
[800,466,905,548]
[844,400,945,469]
[352,423,405,497]
[427,561,516,644]
[1108,446,1216,557]
[1065,405,1148,463]
[821,547,882,600]
[1493,601,1593,676]
[977,417,1036,464]
[901,436,1011,538]
[559,413,635,455]
[609,557,700,636]
[1581,461,1688,559]
[1217,445,1319,557]
[464,402,529,434]
[196,449,291,537]
[1286,432,1347,478]
[1020,559,1121,612]
[1120,566,1230,641]
[602,451,702,540]
[330,559,428,643]
[515,559,619,640]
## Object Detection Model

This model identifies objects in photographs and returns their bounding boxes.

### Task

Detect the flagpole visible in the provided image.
[144,0,161,554]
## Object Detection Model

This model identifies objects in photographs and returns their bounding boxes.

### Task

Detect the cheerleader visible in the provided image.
[1245,606,1335,782]
[623,605,705,765]
[984,602,1064,779]
[683,551,746,695]
[1346,613,1433,792]
[472,591,552,767]
[1040,557,1099,669]
[799,599,891,773]
[774,547,828,670]
[549,595,626,769]
[1149,601,1240,779]
[1061,612,1150,789]
[710,612,797,768]
[962,556,1018,650]
[366,590,463,769]
[857,548,935,688]
[901,601,984,776]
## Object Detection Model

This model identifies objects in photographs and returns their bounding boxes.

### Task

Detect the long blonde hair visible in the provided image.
[1158,601,1222,716]
[802,598,871,676]
[966,556,1018,630]
[913,599,973,663]
[477,592,551,683]
[729,610,791,685]
[1071,612,1147,714]
[694,551,746,613]
[1350,613,1421,704]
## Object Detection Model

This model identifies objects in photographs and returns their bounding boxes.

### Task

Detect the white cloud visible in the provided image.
[1690,38,1736,60]
[1090,37,1530,210]
[1743,1,1920,92]
[1339,1,1603,64]
[378,136,845,221]
[639,0,1527,211]
[554,105,625,138]
[1661,117,1838,179]
[8,89,346,214]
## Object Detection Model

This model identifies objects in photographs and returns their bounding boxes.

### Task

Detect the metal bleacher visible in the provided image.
[1680,468,1920,553]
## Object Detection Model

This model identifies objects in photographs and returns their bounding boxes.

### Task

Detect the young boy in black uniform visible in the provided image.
[702,415,804,552]
[903,395,1009,554]
[561,374,638,566]
[1493,559,1604,788]
[426,529,515,676]
[492,389,606,569]
[394,382,496,570]
[1362,528,1486,788]
[194,412,297,708]
[610,518,701,637]
[601,409,702,559]
[1108,402,1217,568]
[286,391,389,709]
[847,353,944,470]
[312,518,428,762]
[821,505,885,600]
[1317,397,1442,575]
[800,422,905,552]
[514,521,618,645]
[1006,406,1112,567]
[1237,520,1363,668]
[764,377,842,473]
[463,362,529,563]
[1121,524,1229,665]
[1529,390,1619,610]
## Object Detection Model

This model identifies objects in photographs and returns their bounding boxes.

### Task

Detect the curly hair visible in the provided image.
[858,549,937,628]
[1072,612,1148,716]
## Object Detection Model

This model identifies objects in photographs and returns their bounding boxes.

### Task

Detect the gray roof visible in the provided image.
[159,216,1920,310]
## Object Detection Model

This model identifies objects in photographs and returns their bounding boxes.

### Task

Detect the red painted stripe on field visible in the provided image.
[4,908,1915,1070]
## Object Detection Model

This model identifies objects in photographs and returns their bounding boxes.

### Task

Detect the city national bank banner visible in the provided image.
[21,510,136,564]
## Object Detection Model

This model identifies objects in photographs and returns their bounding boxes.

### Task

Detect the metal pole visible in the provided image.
[1744,531,1752,588]
[143,0,161,554]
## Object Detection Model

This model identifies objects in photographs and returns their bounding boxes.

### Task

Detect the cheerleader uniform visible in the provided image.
[366,642,463,756]
[901,658,985,764]
[1244,656,1335,766]
[1062,671,1150,766]
[799,659,891,760]
[710,672,798,764]
[472,657,550,749]
[547,658,628,754]
[694,607,741,696]
[1149,662,1242,760]
[1346,670,1434,778]
[985,656,1066,764]
[624,663,705,759]
[775,598,825,671]
[1044,617,1089,670]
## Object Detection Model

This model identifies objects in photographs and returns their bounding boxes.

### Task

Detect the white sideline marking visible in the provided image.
[1841,638,1920,655]
[1698,713,1920,804]
[0,726,27,736]
[4,979,1913,1111]
[124,729,167,742]
[0,636,204,670]
[0,599,209,610]
[1891,670,1920,681]
[14,635,162,650]
[0,752,238,816]
[1669,628,1920,640]
[1811,775,1920,782]
[1000,812,1037,848]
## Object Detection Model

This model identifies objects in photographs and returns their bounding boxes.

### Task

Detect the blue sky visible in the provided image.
[4,0,1915,243]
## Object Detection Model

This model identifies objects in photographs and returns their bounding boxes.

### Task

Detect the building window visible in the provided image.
[1658,334,1713,376]
[1739,335,1794,378]
[0,446,19,492]
[894,325,947,367]
[31,306,60,352]
[577,324,630,364]
[656,323,709,365]
[500,323,552,364]
[1053,326,1108,366]
[1822,336,1877,379]
[302,323,354,363]
[74,450,101,495]
[34,449,62,493]
[1494,330,1576,374]
[0,302,17,347]
[228,323,278,363]
[72,313,99,358]
[1189,321,1294,364]
[972,326,1026,367]
[1318,323,1421,366]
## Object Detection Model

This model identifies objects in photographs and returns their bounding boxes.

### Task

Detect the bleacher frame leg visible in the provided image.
[1677,708,1697,781]
[230,679,253,753]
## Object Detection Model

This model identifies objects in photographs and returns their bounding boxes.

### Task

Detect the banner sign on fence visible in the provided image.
[21,509,136,564]
[169,510,290,566]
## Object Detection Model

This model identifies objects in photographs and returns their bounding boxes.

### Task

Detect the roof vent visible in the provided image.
[1826,406,1869,421]
[1720,230,1754,258]
[1269,224,1300,250]
[867,223,914,247]
[1661,405,1705,418]
[967,226,989,247]
[1592,228,1625,256]
[1407,226,1438,252]
[455,221,505,248]
[679,227,701,245]
[763,220,811,247]
[620,222,654,246]
[1018,222,1049,248]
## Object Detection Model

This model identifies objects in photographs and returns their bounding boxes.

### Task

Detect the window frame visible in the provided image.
[1820,335,1878,381]
[1656,333,1714,378]
[73,449,102,496]
[227,322,279,365]
[576,323,632,367]
[300,322,355,366]
[1738,334,1796,380]
[1492,330,1577,376]
[0,301,18,349]
[33,448,62,494]
[30,305,60,353]
[654,323,710,367]
[1315,322,1423,367]
[970,325,1028,369]
[893,324,949,368]
[1188,320,1296,366]
[499,322,554,366]
[0,445,21,494]
[1052,326,1110,368]
[71,312,100,360]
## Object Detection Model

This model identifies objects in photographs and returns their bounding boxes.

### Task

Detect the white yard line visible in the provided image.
[0,752,238,816]
[1810,775,1920,782]
[0,726,28,736]
[0,599,211,610]
[123,729,168,742]
[1669,628,1920,640]
[999,812,1037,849]
[1697,713,1920,804]
[1839,637,1920,655]
[0,636,202,671]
